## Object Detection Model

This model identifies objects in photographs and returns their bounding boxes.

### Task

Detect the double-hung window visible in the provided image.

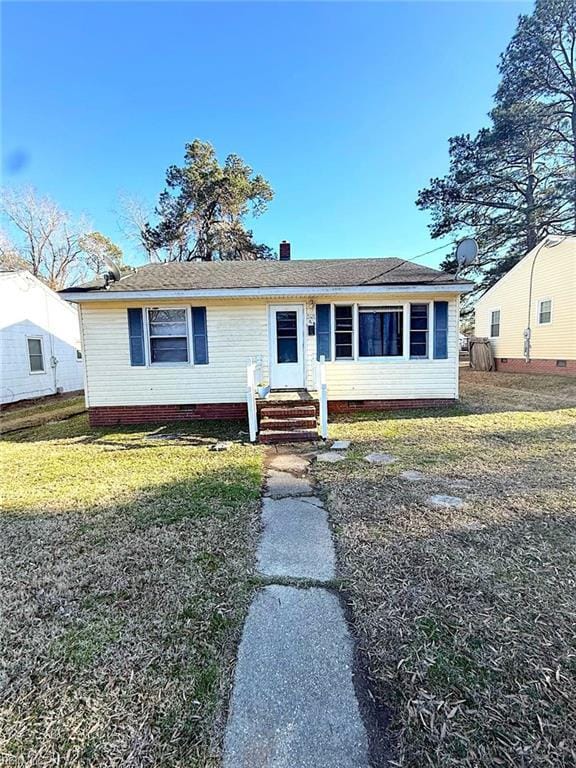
[490,309,501,338]
[334,306,354,359]
[538,299,552,325]
[359,306,403,357]
[409,304,429,358]
[148,308,189,363]
[27,337,45,373]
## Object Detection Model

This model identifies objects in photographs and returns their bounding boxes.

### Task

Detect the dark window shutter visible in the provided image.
[316,304,331,361]
[192,307,209,364]
[433,301,449,359]
[127,308,145,366]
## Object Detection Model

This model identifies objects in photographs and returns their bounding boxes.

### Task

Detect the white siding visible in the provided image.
[0,272,84,405]
[79,291,461,406]
[82,299,269,406]
[474,238,576,360]
[304,293,459,400]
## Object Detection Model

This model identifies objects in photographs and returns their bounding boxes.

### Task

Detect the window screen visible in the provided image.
[538,300,552,324]
[27,338,45,372]
[334,306,354,359]
[276,311,298,363]
[490,310,501,338]
[359,307,403,357]
[410,304,429,358]
[148,309,189,363]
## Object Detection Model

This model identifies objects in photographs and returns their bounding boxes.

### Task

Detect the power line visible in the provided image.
[361,239,458,285]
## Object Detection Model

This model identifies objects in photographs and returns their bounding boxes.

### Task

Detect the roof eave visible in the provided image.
[61,282,474,302]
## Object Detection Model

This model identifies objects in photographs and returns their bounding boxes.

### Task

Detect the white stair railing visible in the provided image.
[317,355,328,440]
[246,358,258,442]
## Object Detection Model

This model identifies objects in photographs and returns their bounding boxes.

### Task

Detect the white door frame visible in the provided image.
[268,304,306,389]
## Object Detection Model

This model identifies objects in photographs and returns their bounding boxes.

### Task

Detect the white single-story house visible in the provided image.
[1,270,84,406]
[61,245,473,441]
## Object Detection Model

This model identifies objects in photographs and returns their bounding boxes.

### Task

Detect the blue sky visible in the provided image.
[3,1,531,268]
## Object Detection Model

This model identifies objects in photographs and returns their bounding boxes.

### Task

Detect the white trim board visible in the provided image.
[62,283,473,303]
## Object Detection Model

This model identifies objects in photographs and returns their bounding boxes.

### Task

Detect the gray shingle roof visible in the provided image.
[61,258,471,294]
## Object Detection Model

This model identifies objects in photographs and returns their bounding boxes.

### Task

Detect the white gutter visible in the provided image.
[62,283,474,303]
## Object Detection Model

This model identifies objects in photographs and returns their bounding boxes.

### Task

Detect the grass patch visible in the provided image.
[0,415,263,767]
[0,394,86,433]
[314,369,576,767]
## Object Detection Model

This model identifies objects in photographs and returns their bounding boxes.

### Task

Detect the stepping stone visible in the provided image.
[400,470,427,482]
[268,453,310,474]
[265,470,314,498]
[316,451,345,463]
[257,497,335,581]
[209,441,232,451]
[331,440,351,451]
[223,585,369,768]
[427,494,465,510]
[364,453,397,465]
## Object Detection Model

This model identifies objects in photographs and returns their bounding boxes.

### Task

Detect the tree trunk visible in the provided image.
[572,99,576,232]
[525,158,538,251]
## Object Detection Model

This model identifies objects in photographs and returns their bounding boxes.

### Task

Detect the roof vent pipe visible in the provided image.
[279,241,291,261]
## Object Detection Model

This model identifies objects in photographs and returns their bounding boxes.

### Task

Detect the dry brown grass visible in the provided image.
[0,416,262,767]
[0,394,86,433]
[314,369,576,767]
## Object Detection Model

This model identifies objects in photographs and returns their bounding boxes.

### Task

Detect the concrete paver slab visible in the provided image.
[364,453,398,465]
[257,497,335,581]
[316,451,346,463]
[331,440,351,450]
[427,494,465,510]
[223,585,370,768]
[268,453,311,474]
[400,470,427,482]
[265,470,314,498]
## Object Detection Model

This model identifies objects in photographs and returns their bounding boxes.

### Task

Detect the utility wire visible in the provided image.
[360,239,459,285]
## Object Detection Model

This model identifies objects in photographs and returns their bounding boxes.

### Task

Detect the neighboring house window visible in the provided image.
[410,304,429,358]
[490,310,501,338]
[359,306,403,357]
[334,305,354,359]
[148,308,189,363]
[27,337,45,373]
[538,299,552,325]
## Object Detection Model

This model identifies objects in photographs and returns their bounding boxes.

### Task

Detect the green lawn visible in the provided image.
[0,394,86,433]
[314,369,576,768]
[0,416,262,767]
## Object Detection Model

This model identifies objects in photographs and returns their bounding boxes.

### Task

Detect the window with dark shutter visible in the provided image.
[335,306,354,359]
[433,301,449,359]
[127,308,145,366]
[316,304,331,361]
[191,307,209,364]
[410,304,429,358]
[148,308,189,363]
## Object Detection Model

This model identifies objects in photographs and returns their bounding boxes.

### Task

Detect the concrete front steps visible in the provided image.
[258,403,319,444]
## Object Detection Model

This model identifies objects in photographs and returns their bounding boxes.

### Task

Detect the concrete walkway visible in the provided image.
[223,448,371,768]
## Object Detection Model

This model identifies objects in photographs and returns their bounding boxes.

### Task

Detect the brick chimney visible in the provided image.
[279,240,291,261]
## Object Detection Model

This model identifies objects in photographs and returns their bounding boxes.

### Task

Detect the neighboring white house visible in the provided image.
[474,236,575,375]
[61,246,473,442]
[0,270,84,405]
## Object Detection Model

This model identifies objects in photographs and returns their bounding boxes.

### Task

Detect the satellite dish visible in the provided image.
[102,254,121,283]
[455,238,478,271]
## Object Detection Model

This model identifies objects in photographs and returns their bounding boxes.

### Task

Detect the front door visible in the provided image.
[269,304,305,389]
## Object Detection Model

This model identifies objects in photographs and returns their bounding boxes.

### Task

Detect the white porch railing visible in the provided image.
[317,354,328,440]
[246,357,259,443]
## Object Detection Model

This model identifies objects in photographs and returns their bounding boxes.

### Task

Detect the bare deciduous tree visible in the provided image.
[0,187,122,289]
